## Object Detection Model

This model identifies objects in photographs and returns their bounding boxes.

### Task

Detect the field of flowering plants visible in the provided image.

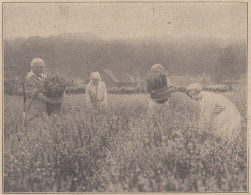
[4,83,247,192]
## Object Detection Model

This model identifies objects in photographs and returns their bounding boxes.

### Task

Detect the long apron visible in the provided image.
[213,106,241,143]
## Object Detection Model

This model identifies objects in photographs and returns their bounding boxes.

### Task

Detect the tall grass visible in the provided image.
[4,86,247,192]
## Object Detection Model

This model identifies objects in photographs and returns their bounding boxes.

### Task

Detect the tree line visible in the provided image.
[4,34,246,84]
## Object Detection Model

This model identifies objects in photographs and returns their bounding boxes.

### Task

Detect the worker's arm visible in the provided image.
[38,93,63,104]
[24,77,41,99]
[85,85,92,107]
[199,102,214,131]
[102,83,108,108]
[24,77,63,105]
[213,103,225,115]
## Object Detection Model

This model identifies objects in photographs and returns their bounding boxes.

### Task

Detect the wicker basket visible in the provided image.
[43,75,66,115]
[146,72,186,104]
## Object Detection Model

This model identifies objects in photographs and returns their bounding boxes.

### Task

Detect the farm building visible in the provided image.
[73,78,86,87]
[101,69,141,88]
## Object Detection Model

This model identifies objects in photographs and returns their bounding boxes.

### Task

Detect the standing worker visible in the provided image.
[23,58,62,128]
[85,72,108,112]
[186,83,241,144]
[146,64,183,111]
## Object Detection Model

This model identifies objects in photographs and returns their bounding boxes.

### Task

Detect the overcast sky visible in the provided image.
[3,2,247,40]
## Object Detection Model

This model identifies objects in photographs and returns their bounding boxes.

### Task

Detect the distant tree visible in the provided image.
[3,35,246,84]
[212,44,244,83]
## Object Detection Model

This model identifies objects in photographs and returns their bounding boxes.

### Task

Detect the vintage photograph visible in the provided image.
[3,1,248,193]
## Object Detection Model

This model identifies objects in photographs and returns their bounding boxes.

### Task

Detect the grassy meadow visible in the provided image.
[3,83,247,192]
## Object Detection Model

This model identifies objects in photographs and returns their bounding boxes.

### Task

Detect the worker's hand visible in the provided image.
[177,87,186,93]
[213,105,225,115]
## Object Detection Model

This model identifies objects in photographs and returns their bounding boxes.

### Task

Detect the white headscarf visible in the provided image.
[90,72,101,81]
[186,83,202,92]
[151,64,165,74]
[28,58,46,80]
[31,58,45,67]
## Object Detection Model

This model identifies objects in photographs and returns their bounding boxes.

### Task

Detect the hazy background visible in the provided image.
[3,2,247,85]
[4,3,247,40]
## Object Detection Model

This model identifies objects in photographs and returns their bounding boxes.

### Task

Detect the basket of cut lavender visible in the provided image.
[43,75,66,114]
[146,72,185,104]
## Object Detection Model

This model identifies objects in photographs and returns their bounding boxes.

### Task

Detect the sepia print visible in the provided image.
[2,1,248,193]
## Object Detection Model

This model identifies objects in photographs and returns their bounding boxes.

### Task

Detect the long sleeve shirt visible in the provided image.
[23,72,47,122]
[85,81,108,109]
[199,91,241,142]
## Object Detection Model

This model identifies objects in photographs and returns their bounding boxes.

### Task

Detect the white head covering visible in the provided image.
[186,83,202,92]
[151,64,165,73]
[31,58,45,67]
[90,72,101,81]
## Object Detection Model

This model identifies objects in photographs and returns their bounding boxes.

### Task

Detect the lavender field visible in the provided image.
[4,83,247,192]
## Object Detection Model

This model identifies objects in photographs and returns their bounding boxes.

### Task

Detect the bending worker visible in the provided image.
[186,83,241,144]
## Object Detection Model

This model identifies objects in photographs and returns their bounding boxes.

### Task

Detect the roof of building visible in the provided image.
[103,69,119,83]
[103,69,137,84]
